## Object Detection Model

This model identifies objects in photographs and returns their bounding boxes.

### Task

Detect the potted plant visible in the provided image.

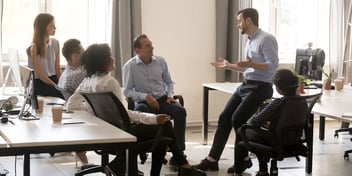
[291,67,309,94]
[320,66,334,90]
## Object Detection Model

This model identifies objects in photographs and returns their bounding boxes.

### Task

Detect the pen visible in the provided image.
[62,122,85,125]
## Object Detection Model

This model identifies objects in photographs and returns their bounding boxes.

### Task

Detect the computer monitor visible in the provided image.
[18,65,39,120]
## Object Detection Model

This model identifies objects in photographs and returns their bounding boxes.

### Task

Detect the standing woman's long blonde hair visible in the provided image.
[32,13,54,58]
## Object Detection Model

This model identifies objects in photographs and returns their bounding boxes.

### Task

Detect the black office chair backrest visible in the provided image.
[80,91,132,130]
[271,93,322,146]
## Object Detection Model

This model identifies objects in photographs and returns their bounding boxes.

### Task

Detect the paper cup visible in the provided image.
[36,98,44,113]
[334,79,344,91]
[52,105,63,123]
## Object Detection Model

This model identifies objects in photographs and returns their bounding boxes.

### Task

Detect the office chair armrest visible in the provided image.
[126,97,135,110]
[173,95,184,106]
[240,124,271,146]
[240,124,284,160]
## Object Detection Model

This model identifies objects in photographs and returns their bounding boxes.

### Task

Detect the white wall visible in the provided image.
[141,0,219,124]
[141,1,297,125]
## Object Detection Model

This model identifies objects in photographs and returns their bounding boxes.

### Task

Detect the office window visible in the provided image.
[1,0,112,64]
[252,0,329,63]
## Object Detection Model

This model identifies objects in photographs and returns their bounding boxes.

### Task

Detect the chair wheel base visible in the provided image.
[344,153,349,160]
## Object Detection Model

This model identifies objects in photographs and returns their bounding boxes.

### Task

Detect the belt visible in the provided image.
[243,79,272,86]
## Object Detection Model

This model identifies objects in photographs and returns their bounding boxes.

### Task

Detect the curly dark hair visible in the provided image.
[272,69,299,96]
[80,43,112,77]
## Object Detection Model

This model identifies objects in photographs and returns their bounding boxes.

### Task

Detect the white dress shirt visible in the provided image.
[66,73,158,124]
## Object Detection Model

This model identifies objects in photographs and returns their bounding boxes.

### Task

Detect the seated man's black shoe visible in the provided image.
[227,165,235,173]
[169,156,179,168]
[193,158,219,171]
[169,154,187,168]
[234,159,253,174]
[178,166,207,176]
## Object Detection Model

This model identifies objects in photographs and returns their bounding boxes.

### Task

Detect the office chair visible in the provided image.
[295,48,325,81]
[76,91,171,176]
[126,95,184,164]
[334,119,352,159]
[239,93,322,176]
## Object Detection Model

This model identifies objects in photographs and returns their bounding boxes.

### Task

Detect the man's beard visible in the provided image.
[240,27,246,35]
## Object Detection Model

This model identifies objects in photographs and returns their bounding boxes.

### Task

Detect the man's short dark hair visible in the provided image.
[237,8,259,26]
[62,39,81,61]
[133,34,148,49]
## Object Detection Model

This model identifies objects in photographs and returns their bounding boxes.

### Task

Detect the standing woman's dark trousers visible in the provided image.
[34,75,64,99]
[208,81,273,161]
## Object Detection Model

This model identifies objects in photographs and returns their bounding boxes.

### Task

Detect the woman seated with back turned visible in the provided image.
[66,43,206,176]
[233,69,300,176]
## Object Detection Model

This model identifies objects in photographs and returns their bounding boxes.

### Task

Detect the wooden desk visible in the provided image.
[0,97,136,176]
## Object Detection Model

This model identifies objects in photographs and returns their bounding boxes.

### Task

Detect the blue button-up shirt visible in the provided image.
[123,55,174,102]
[244,29,279,83]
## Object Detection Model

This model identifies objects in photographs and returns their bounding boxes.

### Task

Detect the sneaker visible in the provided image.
[234,159,253,174]
[193,158,219,171]
[178,166,207,176]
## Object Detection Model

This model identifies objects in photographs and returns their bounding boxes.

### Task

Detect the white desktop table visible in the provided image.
[312,86,352,140]
[0,96,137,176]
[0,136,7,148]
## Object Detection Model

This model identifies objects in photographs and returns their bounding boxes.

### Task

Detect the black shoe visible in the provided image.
[227,165,235,173]
[178,166,207,176]
[169,154,187,168]
[193,158,219,171]
[169,156,179,168]
[234,159,253,174]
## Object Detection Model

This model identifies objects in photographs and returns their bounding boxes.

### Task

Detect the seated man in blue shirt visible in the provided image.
[123,34,187,165]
